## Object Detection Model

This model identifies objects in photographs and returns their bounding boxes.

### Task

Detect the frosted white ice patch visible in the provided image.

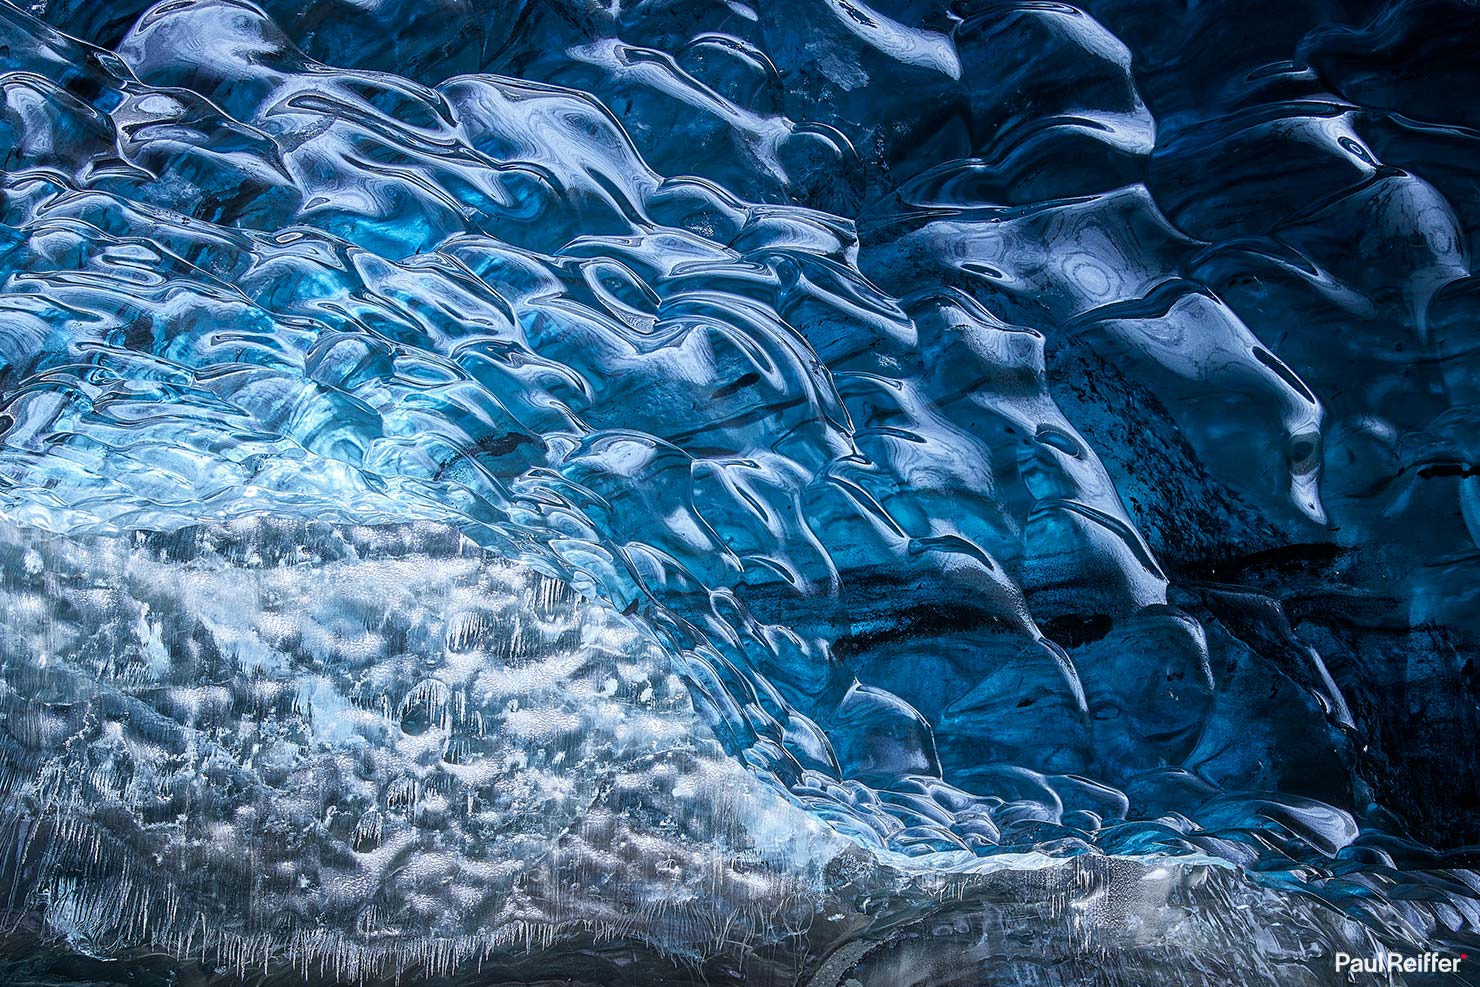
[0,519,834,971]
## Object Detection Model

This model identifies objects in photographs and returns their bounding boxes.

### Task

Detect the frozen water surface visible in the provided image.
[0,0,1477,983]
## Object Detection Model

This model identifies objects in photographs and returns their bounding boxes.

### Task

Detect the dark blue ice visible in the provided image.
[0,0,1477,983]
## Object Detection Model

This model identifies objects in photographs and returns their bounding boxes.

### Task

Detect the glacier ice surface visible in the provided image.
[0,0,1478,983]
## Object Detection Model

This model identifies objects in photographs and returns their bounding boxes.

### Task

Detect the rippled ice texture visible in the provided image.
[0,0,1477,984]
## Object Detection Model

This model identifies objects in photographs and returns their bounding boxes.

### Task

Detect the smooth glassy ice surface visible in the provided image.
[0,0,1477,983]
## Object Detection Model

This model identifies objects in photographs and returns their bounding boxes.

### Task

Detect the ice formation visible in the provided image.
[0,0,1477,983]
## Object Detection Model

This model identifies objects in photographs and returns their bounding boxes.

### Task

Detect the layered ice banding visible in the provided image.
[1,0,1478,983]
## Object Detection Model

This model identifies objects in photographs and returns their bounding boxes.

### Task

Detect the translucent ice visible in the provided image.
[1,0,1478,982]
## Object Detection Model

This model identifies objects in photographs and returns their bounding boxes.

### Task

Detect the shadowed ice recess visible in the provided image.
[0,0,1478,983]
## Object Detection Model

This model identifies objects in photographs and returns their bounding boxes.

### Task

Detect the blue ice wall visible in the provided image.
[1,0,1477,982]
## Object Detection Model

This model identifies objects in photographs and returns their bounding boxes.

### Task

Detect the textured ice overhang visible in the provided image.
[0,0,1478,984]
